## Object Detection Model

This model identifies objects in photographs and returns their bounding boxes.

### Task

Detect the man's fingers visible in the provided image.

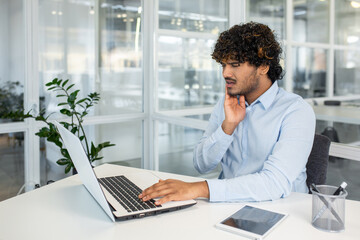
[139,180,175,201]
[141,188,173,201]
[140,179,166,195]
[155,195,172,205]
[138,179,200,204]
[139,184,166,198]
[239,95,246,108]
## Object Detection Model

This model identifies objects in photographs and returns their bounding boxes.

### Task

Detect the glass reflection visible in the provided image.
[335,50,360,96]
[0,0,24,122]
[293,47,327,98]
[185,114,211,121]
[335,0,360,46]
[85,122,142,168]
[158,37,224,110]
[39,0,143,117]
[0,131,24,201]
[99,0,142,114]
[293,0,329,43]
[158,122,221,178]
[158,0,228,33]
[316,120,360,201]
[42,121,142,184]
[39,0,97,117]
[246,0,286,40]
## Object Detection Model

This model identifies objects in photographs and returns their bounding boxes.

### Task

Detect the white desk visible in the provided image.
[313,105,360,125]
[0,164,359,240]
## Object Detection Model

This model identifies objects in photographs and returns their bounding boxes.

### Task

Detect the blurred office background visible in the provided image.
[1,0,360,201]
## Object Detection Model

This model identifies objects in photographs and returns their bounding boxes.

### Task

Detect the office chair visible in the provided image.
[306,134,331,193]
[321,126,341,163]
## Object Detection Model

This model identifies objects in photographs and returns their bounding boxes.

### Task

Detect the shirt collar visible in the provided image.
[247,81,279,110]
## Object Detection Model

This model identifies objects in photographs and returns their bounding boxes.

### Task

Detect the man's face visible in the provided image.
[221,60,260,97]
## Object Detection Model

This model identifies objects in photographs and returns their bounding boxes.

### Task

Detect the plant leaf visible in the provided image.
[66,84,75,91]
[62,79,69,87]
[98,142,116,150]
[45,81,54,87]
[65,163,72,174]
[70,126,78,134]
[60,108,72,116]
[76,98,87,104]
[61,149,71,159]
[91,157,103,162]
[91,142,96,157]
[56,158,70,165]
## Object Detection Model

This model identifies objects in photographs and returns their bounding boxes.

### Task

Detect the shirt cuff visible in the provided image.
[212,125,234,143]
[206,179,227,202]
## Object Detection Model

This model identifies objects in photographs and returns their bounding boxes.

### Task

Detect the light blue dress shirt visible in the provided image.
[193,81,316,202]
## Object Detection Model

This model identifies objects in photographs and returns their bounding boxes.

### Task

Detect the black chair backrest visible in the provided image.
[306,134,331,192]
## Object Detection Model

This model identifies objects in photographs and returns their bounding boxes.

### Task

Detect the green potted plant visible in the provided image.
[7,78,115,174]
[0,81,24,121]
[0,81,25,145]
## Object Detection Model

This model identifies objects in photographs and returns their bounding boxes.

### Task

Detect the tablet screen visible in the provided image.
[220,205,286,236]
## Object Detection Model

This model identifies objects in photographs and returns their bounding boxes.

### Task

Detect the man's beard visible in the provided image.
[226,75,260,97]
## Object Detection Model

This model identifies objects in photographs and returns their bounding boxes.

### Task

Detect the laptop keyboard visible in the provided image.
[98,176,162,213]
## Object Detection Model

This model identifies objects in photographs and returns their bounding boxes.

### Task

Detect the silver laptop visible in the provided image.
[54,121,196,222]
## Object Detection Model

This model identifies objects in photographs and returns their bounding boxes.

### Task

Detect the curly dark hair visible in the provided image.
[212,22,283,83]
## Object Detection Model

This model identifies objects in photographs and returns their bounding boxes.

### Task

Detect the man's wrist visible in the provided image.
[221,121,238,135]
[193,181,210,199]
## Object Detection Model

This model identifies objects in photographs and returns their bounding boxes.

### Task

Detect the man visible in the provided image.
[139,22,315,205]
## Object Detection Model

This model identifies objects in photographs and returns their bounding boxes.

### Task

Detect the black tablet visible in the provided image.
[215,205,288,240]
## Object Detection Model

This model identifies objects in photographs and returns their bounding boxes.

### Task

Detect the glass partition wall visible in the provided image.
[156,0,360,199]
[1,0,360,201]
[246,0,360,201]
[0,0,26,201]
[155,0,228,174]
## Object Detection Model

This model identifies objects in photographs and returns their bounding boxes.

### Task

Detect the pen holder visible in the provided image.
[310,185,348,232]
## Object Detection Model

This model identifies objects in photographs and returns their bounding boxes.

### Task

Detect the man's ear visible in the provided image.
[258,65,270,75]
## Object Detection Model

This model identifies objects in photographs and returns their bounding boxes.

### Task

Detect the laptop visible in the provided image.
[53,121,196,222]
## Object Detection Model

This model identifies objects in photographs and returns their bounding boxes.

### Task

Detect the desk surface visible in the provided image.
[0,164,359,240]
[313,105,360,125]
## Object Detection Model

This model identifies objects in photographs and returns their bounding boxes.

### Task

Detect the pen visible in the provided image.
[310,183,319,193]
[333,182,347,196]
[311,183,345,225]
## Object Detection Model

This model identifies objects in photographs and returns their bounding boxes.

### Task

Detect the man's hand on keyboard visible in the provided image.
[139,179,209,205]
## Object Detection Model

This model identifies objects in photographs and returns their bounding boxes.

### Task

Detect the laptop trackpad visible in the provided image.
[124,171,161,191]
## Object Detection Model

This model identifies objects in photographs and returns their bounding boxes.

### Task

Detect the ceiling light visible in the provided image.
[351,1,360,8]
[192,84,200,90]
[347,36,359,43]
[89,8,95,15]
